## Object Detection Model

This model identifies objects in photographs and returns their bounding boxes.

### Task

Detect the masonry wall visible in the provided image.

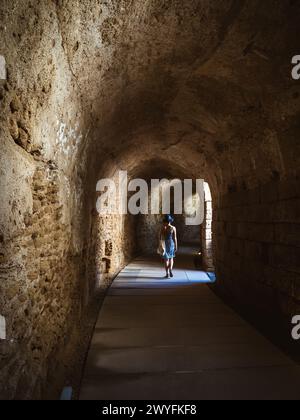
[0,138,87,400]
[137,214,160,256]
[0,1,94,399]
[176,214,201,246]
[202,200,214,272]
[95,213,137,290]
[214,177,300,324]
[86,169,138,296]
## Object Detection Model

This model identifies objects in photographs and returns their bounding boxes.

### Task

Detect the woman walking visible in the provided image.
[159,215,178,278]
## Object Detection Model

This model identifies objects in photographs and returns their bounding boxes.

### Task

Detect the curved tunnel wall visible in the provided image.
[0,0,299,399]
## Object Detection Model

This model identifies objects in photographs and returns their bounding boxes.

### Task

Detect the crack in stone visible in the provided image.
[54,1,79,84]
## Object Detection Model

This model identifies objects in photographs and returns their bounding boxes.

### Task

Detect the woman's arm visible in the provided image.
[173,227,178,252]
[158,228,166,253]
[159,227,163,241]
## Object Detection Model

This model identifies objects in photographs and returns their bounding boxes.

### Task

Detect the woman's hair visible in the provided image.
[163,215,174,224]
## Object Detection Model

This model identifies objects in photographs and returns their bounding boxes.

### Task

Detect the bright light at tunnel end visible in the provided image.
[96,171,206,226]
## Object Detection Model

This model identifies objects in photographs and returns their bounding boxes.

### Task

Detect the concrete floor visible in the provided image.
[80,248,300,400]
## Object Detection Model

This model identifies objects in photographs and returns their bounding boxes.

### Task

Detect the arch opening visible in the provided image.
[88,157,217,296]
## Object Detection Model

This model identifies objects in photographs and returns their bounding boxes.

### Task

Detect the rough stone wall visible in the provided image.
[87,168,138,294]
[95,213,137,290]
[202,184,214,271]
[214,177,300,323]
[137,214,161,256]
[176,215,201,246]
[0,0,93,399]
[0,144,85,399]
[202,201,214,272]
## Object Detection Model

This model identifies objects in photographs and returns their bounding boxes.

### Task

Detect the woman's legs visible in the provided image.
[163,258,175,278]
[169,258,174,277]
[163,259,174,278]
[164,259,170,277]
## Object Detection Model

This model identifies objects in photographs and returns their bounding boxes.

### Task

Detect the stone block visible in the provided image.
[245,187,261,205]
[278,178,300,200]
[0,56,6,80]
[33,200,42,214]
[263,266,299,297]
[204,219,212,229]
[244,240,263,261]
[226,222,238,237]
[260,180,279,204]
[0,315,6,340]
[228,237,244,257]
[243,204,270,223]
[275,223,300,247]
[269,244,300,273]
[8,117,19,141]
[214,221,225,235]
[294,278,300,300]
[271,199,300,223]
[27,272,39,281]
[246,223,275,243]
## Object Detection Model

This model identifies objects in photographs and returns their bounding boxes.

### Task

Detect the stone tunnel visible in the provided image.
[0,0,300,400]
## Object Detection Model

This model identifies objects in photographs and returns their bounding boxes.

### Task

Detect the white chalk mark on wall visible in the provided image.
[0,315,6,340]
[0,56,7,80]
[56,121,83,158]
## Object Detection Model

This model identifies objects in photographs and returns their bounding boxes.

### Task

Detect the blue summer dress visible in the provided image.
[162,227,176,260]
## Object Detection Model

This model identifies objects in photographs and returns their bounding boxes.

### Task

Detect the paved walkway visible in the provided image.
[80,248,300,400]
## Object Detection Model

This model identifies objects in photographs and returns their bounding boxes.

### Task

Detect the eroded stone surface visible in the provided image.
[0,56,6,80]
